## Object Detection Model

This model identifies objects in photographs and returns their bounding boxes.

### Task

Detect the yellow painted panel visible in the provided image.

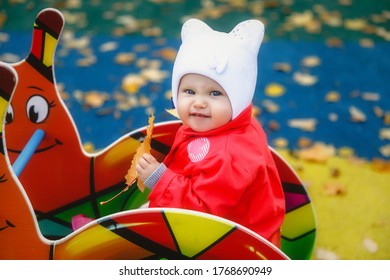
[281,203,316,239]
[54,224,153,259]
[165,212,234,258]
[43,33,56,67]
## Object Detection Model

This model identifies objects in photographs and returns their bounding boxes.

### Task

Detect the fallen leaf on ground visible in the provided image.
[371,158,390,172]
[326,37,343,47]
[262,99,280,113]
[373,106,384,118]
[297,142,336,162]
[141,68,169,83]
[330,167,341,178]
[293,71,318,86]
[252,105,261,117]
[272,62,291,73]
[325,91,340,102]
[363,237,378,253]
[324,181,347,196]
[338,146,355,158]
[99,41,118,52]
[362,92,380,101]
[84,91,109,108]
[315,248,339,260]
[383,112,390,125]
[158,47,177,61]
[302,55,321,67]
[349,106,367,122]
[273,137,288,148]
[379,128,390,140]
[359,38,375,48]
[122,74,147,94]
[288,118,317,131]
[83,142,96,153]
[297,137,312,148]
[286,11,314,27]
[328,112,339,122]
[115,52,136,65]
[265,83,285,97]
[345,18,367,31]
[268,120,280,131]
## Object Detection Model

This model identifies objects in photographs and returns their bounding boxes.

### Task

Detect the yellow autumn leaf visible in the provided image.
[124,113,155,192]
[265,83,285,97]
[100,114,154,205]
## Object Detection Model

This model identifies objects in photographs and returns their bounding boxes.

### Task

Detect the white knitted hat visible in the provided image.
[171,18,265,119]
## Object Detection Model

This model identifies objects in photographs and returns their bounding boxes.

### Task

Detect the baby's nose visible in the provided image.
[193,96,207,108]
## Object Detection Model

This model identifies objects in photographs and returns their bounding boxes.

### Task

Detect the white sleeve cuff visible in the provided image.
[143,163,167,189]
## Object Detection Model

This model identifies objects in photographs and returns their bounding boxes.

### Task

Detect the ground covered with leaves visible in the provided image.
[1,0,389,259]
[277,149,389,259]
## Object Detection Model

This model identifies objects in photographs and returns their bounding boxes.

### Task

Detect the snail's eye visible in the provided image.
[26,95,50,123]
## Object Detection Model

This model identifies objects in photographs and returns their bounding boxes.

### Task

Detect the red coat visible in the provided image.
[148,105,285,245]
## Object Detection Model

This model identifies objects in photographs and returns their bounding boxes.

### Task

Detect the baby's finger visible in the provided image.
[136,162,144,173]
[143,153,156,163]
[137,156,147,168]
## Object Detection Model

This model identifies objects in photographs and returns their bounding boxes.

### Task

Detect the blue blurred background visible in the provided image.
[0,0,389,159]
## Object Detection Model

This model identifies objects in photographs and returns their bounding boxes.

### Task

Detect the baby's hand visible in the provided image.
[136,153,160,183]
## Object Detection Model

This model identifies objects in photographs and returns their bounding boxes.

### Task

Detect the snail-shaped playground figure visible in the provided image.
[0,61,291,260]
[3,8,155,240]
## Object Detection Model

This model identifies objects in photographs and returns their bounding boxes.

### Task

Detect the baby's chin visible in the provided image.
[184,121,212,132]
[188,122,221,133]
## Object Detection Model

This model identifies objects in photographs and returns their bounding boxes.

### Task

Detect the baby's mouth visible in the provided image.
[190,112,210,118]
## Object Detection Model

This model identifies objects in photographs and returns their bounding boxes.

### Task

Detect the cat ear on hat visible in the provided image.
[230,20,264,54]
[181,18,213,41]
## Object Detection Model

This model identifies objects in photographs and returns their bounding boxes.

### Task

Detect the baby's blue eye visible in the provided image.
[210,91,222,96]
[185,89,195,95]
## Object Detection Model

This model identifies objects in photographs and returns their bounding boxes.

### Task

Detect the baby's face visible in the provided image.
[177,74,232,132]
